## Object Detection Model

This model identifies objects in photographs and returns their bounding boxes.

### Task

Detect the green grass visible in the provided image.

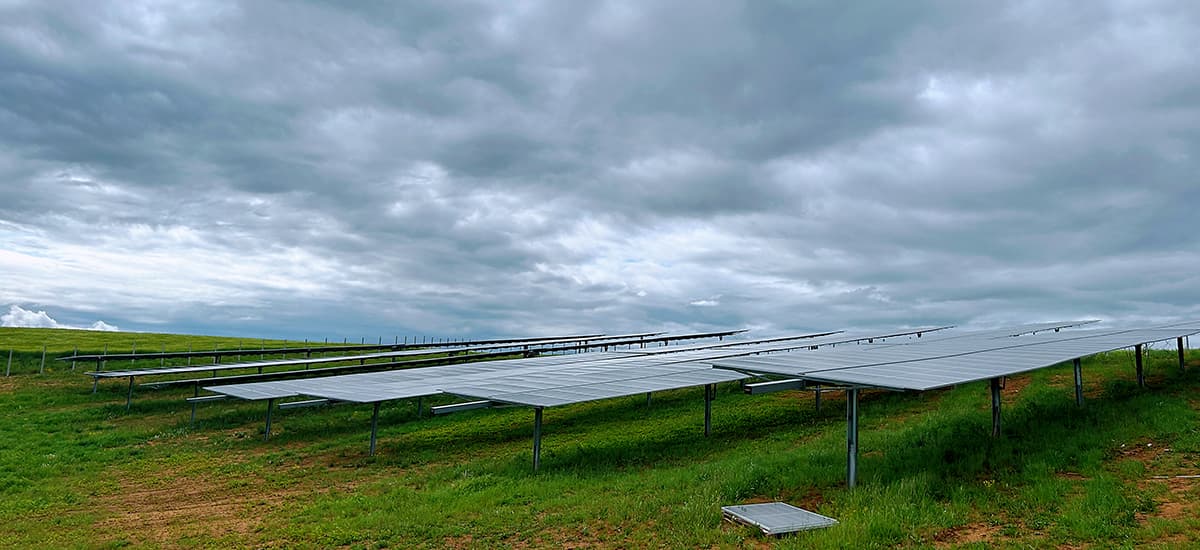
[2,327,1199,548]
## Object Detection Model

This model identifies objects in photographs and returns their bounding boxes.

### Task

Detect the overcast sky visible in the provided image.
[1,1,1198,340]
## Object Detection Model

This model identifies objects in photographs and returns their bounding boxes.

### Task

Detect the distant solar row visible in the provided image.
[88,331,665,380]
[89,330,750,410]
[61,332,619,363]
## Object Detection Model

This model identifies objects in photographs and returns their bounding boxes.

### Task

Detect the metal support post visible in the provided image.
[369,402,381,456]
[1073,358,1083,406]
[814,387,822,413]
[73,346,78,371]
[1179,337,1186,371]
[126,376,135,411]
[39,345,46,374]
[846,388,859,488]
[645,392,652,406]
[190,401,198,427]
[533,407,543,471]
[5,349,11,377]
[92,377,99,393]
[1135,344,1145,387]
[416,397,424,418]
[990,378,1001,437]
[704,384,713,436]
[264,399,275,441]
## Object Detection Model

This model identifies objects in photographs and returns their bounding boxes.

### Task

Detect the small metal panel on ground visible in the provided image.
[721,502,838,536]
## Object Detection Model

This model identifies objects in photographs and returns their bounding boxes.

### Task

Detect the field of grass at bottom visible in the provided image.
[1,342,1199,548]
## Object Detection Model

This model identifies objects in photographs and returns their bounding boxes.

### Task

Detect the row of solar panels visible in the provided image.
[200,326,945,406]
[86,330,672,379]
[710,323,1200,391]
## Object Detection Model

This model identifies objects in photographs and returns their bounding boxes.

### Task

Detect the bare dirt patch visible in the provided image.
[0,378,16,393]
[93,458,353,546]
[1139,477,1199,522]
[1001,375,1033,398]
[933,521,1002,548]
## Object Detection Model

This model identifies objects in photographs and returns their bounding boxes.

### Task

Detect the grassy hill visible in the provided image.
[1,327,1197,548]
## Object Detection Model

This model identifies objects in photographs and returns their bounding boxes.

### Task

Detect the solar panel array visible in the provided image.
[206,328,943,406]
[710,325,1200,391]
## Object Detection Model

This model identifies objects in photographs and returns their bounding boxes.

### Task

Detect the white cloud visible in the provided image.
[1,305,119,331]
[89,320,119,331]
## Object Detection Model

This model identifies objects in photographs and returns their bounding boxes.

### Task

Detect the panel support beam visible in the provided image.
[264,398,275,441]
[368,402,381,456]
[186,394,227,427]
[743,379,806,395]
[846,388,859,488]
[1073,358,1083,406]
[990,377,1001,438]
[704,384,714,436]
[431,400,496,415]
[1135,344,1145,387]
[532,407,544,472]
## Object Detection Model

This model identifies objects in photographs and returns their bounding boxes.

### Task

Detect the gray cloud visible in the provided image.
[1,0,1198,339]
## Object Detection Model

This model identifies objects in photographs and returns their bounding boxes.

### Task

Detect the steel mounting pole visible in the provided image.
[369,402,381,456]
[264,398,275,441]
[532,407,544,472]
[5,349,11,377]
[125,376,135,411]
[704,384,713,436]
[814,387,822,413]
[1073,358,1084,406]
[846,388,859,488]
[1135,344,1145,387]
[1178,337,1186,371]
[990,378,1002,438]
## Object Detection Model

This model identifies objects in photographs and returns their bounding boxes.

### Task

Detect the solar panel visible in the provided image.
[206,351,631,402]
[722,502,838,535]
[713,327,1200,391]
[709,326,1139,378]
[447,367,746,407]
[801,328,1200,391]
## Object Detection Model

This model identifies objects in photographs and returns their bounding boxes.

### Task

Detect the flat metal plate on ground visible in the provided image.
[722,502,837,535]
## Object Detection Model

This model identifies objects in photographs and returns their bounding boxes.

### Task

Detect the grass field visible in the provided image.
[2,327,1199,548]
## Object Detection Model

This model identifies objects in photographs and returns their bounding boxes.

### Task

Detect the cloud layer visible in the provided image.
[1,1,1198,338]
[1,305,119,331]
